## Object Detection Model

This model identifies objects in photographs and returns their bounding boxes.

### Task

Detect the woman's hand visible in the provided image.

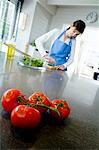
[48,57,55,64]
[43,55,55,64]
[56,65,65,71]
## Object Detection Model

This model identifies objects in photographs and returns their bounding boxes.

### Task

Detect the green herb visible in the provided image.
[21,56,43,67]
[30,58,43,67]
[21,56,30,65]
[31,40,36,47]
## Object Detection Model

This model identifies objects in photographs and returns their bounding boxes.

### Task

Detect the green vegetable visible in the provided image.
[30,58,43,67]
[21,56,30,65]
[31,40,36,47]
[21,56,43,67]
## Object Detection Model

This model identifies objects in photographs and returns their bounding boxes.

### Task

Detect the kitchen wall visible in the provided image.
[16,0,56,50]
[49,6,99,29]
[29,2,52,43]
[47,0,99,5]
[29,0,58,43]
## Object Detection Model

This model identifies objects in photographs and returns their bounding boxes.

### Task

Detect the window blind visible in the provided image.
[8,0,24,9]
[0,0,24,41]
[8,0,24,4]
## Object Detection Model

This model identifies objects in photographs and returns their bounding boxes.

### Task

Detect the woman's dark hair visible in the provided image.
[73,20,86,33]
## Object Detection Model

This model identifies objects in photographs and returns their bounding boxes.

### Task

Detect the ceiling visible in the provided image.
[47,0,99,6]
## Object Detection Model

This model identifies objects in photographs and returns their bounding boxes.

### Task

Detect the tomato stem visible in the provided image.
[56,102,64,109]
[30,103,60,115]
[17,96,60,116]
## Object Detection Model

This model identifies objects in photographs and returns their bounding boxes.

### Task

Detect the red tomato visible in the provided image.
[1,89,26,113]
[11,105,41,128]
[28,92,51,113]
[50,99,70,120]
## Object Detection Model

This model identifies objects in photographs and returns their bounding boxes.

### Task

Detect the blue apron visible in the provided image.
[49,30,72,68]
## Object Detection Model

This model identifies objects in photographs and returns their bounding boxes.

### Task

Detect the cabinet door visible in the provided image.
[77,27,99,79]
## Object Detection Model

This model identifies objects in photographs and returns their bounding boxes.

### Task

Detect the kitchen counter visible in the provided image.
[0,51,99,150]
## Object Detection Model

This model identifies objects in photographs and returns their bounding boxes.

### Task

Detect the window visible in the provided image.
[0,0,23,42]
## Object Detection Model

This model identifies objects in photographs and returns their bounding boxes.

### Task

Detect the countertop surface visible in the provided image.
[0,51,99,150]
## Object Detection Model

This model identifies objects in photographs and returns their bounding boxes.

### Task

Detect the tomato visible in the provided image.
[11,105,41,128]
[28,92,51,113]
[1,89,26,113]
[50,99,70,120]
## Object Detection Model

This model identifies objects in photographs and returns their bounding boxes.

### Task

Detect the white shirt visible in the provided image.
[35,28,76,68]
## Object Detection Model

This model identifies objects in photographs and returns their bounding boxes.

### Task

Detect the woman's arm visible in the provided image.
[63,39,76,68]
[35,28,59,57]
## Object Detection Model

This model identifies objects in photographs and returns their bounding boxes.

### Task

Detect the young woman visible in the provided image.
[35,20,86,71]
